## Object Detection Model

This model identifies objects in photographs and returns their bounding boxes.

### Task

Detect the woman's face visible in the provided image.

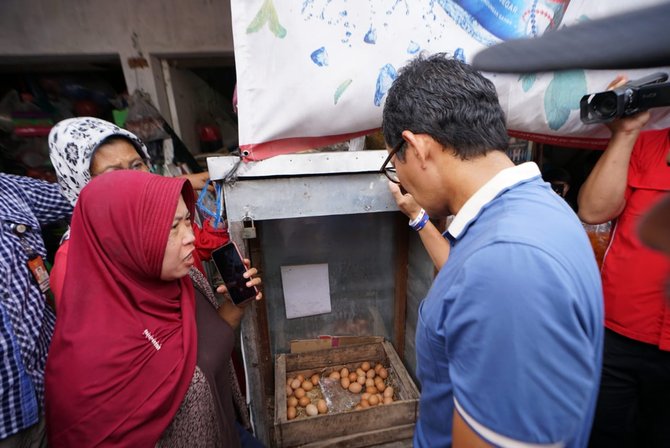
[160,196,196,281]
[90,139,149,177]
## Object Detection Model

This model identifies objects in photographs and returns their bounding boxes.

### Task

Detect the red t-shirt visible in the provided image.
[50,219,230,307]
[603,129,670,350]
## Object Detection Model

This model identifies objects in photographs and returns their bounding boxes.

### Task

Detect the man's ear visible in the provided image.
[401,131,434,167]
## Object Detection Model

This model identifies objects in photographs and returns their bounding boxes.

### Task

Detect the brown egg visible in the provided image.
[287,396,298,407]
[310,374,320,386]
[302,380,313,391]
[366,369,376,379]
[287,406,297,420]
[290,378,302,389]
[341,377,350,389]
[366,386,377,394]
[361,361,371,372]
[356,368,365,377]
[294,388,306,399]
[375,382,386,392]
[356,375,366,385]
[317,399,328,414]
[374,363,383,373]
[368,394,380,406]
[348,382,363,394]
[305,404,318,416]
[287,377,294,388]
[286,385,293,397]
[361,392,371,401]
[383,386,394,398]
[340,367,350,378]
[296,374,305,383]
[360,398,370,408]
[348,372,357,382]
[383,396,394,405]
[299,396,311,407]
[365,378,375,388]
[329,371,341,380]
[378,367,388,379]
[355,404,363,410]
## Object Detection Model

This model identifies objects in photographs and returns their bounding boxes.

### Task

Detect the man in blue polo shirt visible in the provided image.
[381,54,603,447]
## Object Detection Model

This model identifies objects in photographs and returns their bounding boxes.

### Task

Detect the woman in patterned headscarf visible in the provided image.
[48,117,230,302]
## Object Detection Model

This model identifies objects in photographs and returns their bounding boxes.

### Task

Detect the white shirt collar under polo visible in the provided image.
[447,162,542,240]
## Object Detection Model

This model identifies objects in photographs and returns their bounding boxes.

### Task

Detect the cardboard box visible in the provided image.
[274,340,419,447]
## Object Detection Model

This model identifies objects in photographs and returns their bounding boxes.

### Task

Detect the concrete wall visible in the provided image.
[0,0,235,119]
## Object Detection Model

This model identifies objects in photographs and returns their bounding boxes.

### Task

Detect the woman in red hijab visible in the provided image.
[45,170,261,447]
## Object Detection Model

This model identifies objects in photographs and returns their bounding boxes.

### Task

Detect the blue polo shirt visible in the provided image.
[414,163,603,448]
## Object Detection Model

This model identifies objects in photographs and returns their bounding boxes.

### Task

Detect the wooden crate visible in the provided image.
[274,340,419,447]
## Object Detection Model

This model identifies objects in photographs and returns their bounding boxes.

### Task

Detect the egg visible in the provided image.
[375,381,386,393]
[366,386,377,394]
[349,382,363,394]
[366,369,376,379]
[299,396,310,407]
[286,385,293,397]
[361,392,371,401]
[297,374,305,383]
[317,399,328,414]
[305,404,318,416]
[368,394,380,406]
[378,367,388,379]
[383,386,394,398]
[302,380,313,391]
[340,367,350,378]
[374,363,383,373]
[294,388,306,399]
[310,374,320,386]
[348,372,357,382]
[290,379,302,389]
[356,368,365,377]
[383,396,394,405]
[287,396,298,407]
[365,378,375,388]
[356,375,366,385]
[361,361,371,372]
[360,399,370,408]
[341,377,350,389]
[355,404,363,410]
[287,406,297,420]
[328,371,341,380]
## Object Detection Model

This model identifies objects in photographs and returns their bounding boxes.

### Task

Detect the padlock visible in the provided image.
[242,216,257,239]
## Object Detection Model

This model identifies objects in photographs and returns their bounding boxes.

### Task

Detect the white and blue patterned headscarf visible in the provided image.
[48,117,150,207]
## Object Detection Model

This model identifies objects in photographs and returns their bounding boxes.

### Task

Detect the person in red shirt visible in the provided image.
[47,117,230,304]
[579,77,670,447]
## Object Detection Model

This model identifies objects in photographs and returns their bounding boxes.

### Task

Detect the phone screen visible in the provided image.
[211,242,258,306]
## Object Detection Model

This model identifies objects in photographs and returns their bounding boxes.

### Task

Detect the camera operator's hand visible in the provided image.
[605,75,651,136]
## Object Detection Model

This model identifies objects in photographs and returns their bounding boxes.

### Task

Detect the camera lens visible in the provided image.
[590,92,618,119]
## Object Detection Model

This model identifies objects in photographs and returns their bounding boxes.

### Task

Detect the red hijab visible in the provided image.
[45,171,197,447]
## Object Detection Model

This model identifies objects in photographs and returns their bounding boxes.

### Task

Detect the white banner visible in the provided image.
[231,0,670,160]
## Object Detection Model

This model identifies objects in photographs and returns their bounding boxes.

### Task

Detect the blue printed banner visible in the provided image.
[231,0,670,160]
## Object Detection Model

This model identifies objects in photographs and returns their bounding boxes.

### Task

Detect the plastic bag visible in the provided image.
[124,90,169,142]
[583,222,612,268]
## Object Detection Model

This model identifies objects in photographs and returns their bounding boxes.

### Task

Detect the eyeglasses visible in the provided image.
[380,140,405,184]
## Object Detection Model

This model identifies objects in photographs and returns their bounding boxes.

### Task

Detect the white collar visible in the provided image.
[447,162,542,239]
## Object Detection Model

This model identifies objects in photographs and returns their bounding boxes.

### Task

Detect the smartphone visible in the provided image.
[211,242,258,306]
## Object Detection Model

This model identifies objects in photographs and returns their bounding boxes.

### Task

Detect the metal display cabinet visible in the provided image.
[207,151,434,446]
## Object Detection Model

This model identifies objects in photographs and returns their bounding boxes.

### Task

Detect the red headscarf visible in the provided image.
[45,170,197,447]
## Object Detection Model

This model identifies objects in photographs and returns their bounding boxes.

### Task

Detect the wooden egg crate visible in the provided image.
[274,340,419,447]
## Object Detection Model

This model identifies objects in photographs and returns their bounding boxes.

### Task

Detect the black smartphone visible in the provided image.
[211,242,258,306]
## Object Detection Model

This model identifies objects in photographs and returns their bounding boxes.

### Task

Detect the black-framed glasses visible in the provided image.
[380,140,405,184]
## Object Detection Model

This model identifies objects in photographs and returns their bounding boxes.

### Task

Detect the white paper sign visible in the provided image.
[281,263,332,319]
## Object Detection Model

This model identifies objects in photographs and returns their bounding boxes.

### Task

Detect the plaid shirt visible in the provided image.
[0,174,71,438]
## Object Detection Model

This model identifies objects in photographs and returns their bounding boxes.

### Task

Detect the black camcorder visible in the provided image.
[580,72,670,124]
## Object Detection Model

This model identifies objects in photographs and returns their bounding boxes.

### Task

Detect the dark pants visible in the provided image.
[589,329,670,448]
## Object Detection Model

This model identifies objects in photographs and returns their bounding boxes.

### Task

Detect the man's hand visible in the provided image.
[388,181,423,220]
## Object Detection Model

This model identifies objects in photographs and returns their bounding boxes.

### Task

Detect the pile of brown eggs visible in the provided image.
[327,361,395,410]
[285,361,395,420]
[285,373,328,420]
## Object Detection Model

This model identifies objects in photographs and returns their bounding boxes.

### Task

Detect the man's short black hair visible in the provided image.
[382,53,509,160]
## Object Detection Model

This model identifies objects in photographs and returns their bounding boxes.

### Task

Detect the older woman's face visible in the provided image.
[90,140,149,176]
[160,196,196,281]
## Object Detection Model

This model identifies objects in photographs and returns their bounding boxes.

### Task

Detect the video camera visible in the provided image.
[580,72,670,124]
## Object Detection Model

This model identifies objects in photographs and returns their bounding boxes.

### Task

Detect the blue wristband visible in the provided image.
[409,209,429,231]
